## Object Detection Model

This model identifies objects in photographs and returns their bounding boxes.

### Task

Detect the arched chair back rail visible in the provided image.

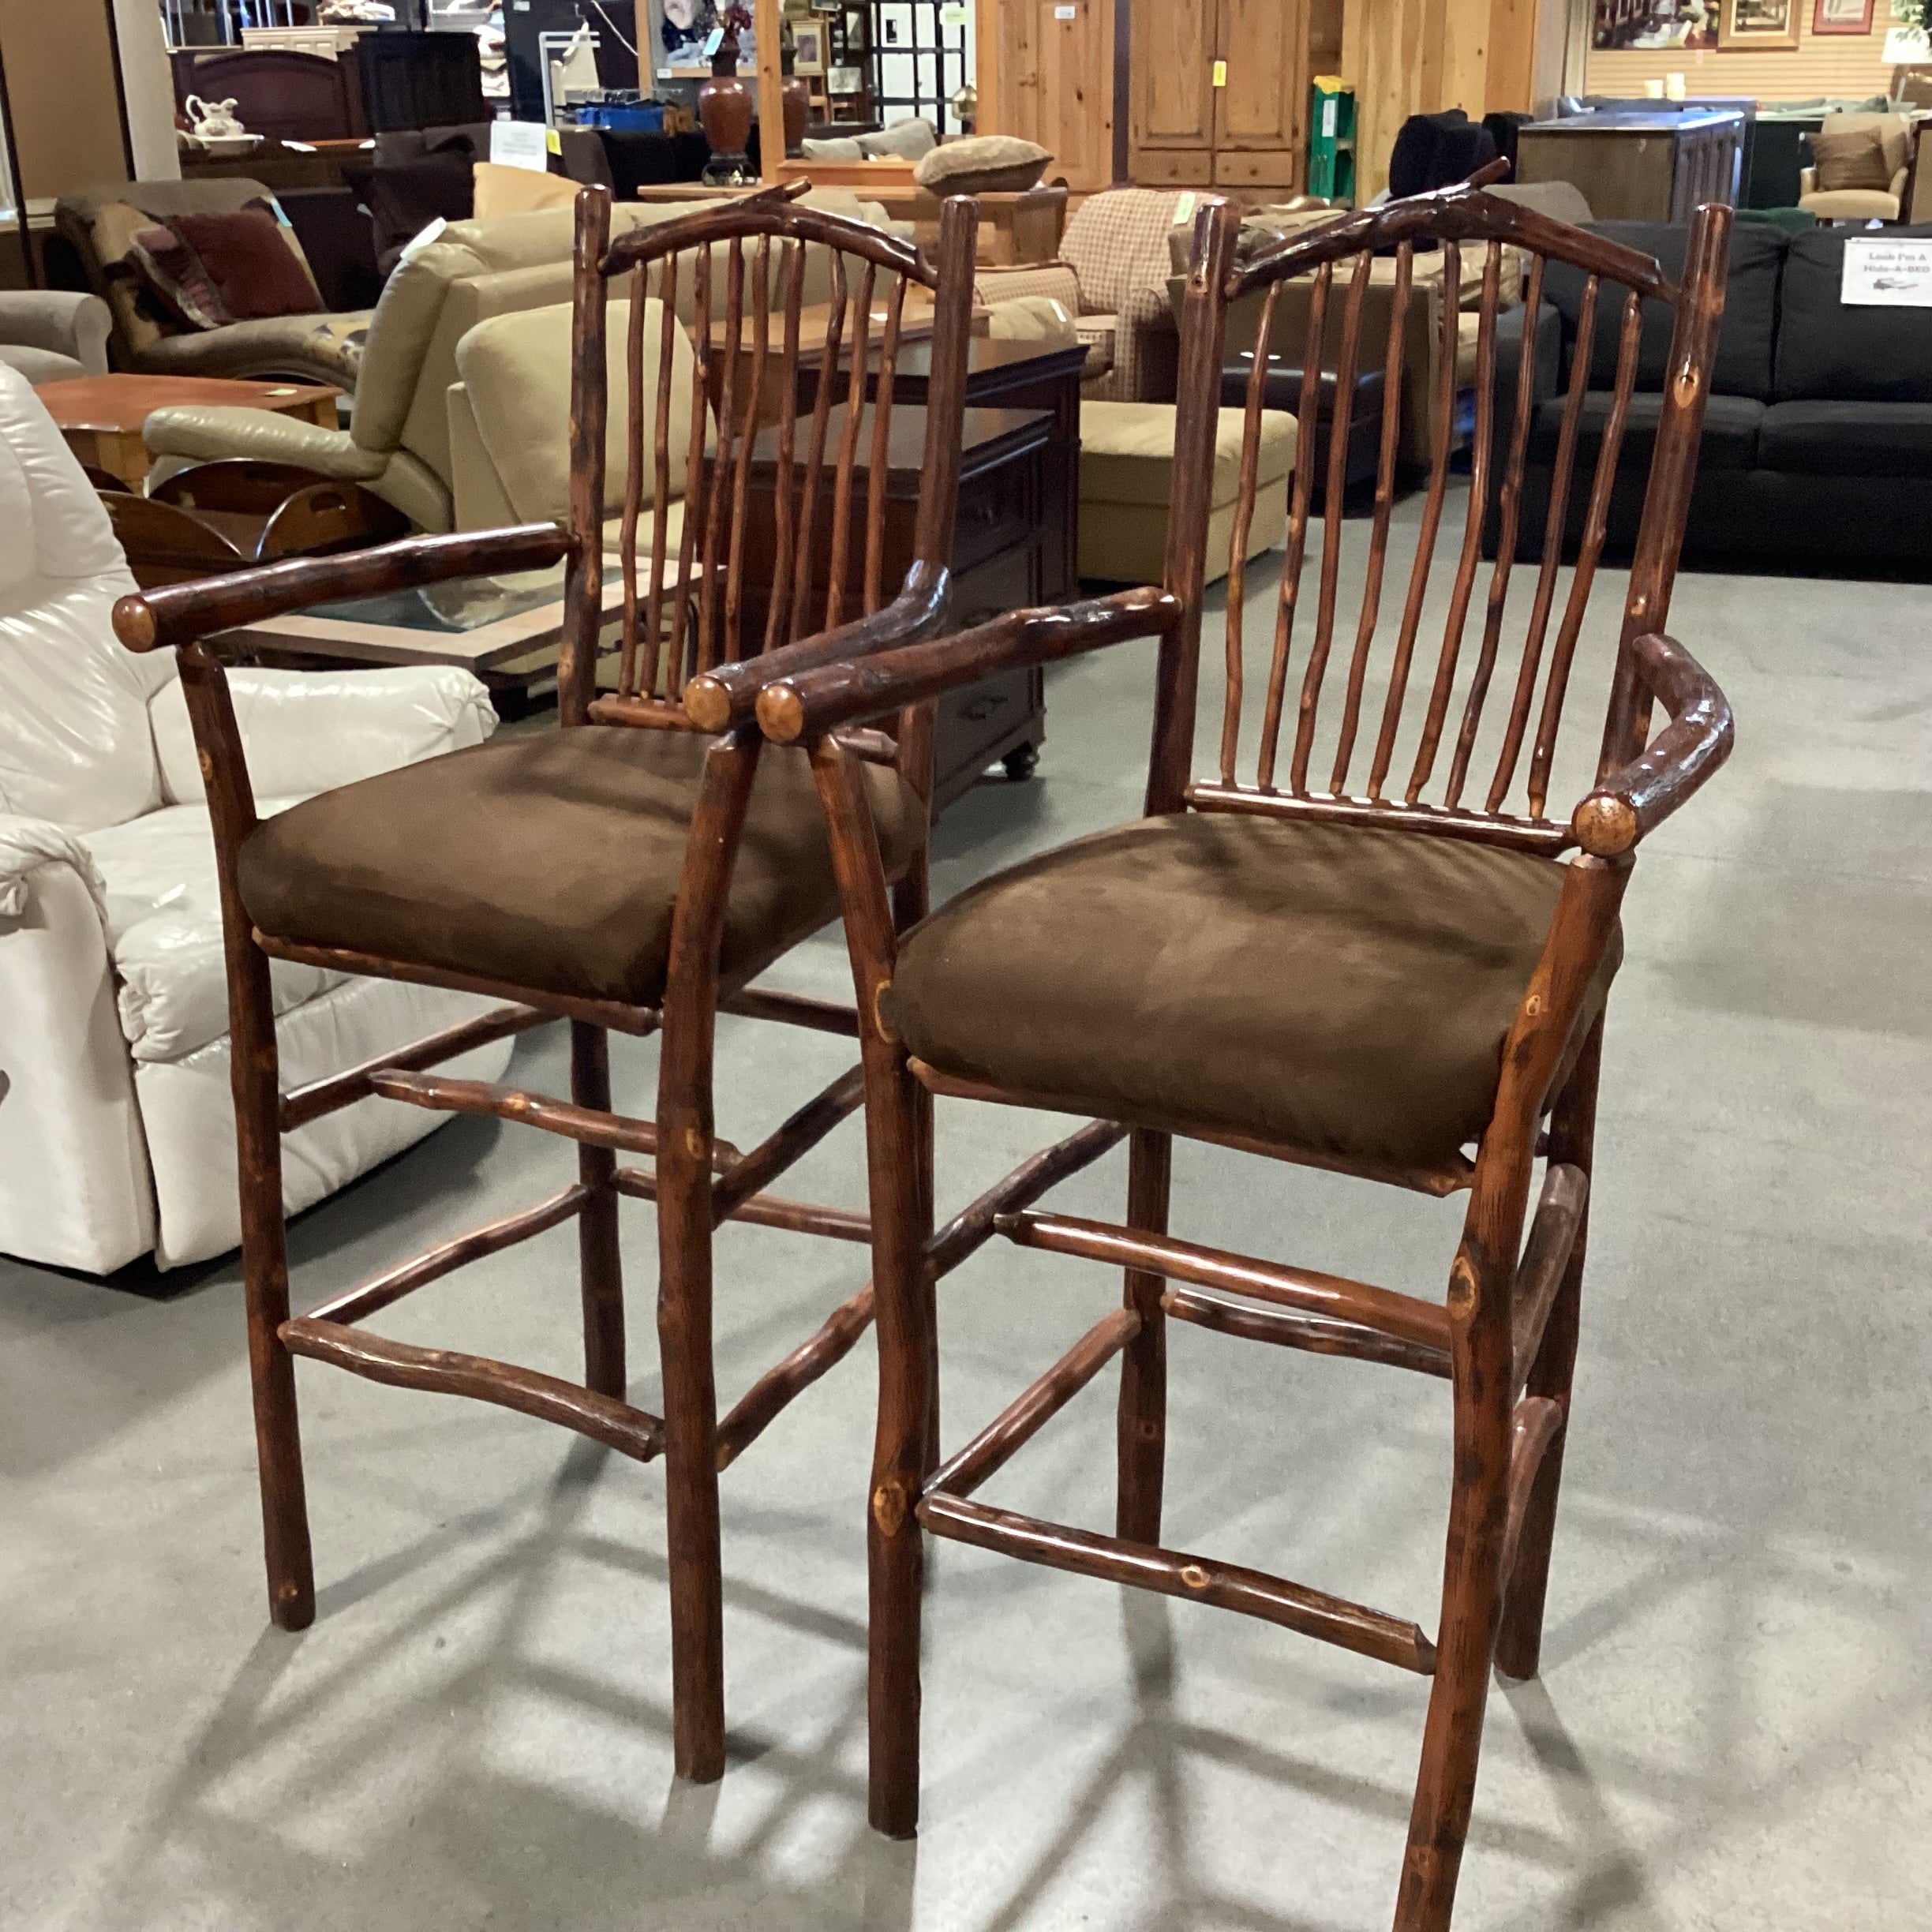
[739,173,1736,1930]
[110,182,991,1788]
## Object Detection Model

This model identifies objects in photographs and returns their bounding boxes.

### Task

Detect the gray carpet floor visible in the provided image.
[3,487,1928,1930]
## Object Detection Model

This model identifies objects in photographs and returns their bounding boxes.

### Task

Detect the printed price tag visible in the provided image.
[1842,236,1932,306]
[490,121,552,173]
[1212,59,1227,87]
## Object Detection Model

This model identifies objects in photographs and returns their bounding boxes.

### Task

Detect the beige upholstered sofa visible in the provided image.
[54,178,368,391]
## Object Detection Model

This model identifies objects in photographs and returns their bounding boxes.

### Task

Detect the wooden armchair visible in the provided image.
[110,182,980,1786]
[730,179,1736,1926]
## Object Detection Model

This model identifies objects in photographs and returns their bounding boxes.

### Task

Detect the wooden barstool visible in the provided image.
[112,183,981,1784]
[730,175,1737,1926]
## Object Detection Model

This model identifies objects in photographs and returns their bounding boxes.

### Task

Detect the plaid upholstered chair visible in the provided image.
[975,186,1189,401]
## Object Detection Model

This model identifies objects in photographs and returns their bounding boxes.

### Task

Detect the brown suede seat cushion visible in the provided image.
[884,813,1619,1171]
[238,727,924,1008]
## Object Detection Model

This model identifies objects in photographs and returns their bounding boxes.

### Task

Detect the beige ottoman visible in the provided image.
[1078,400,1297,585]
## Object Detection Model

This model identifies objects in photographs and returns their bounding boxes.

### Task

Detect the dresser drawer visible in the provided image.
[953,459,1037,575]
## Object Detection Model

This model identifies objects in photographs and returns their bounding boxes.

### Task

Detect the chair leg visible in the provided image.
[571,1022,626,1400]
[1396,1267,1515,1930]
[656,1055,725,1784]
[867,1044,933,1840]
[1115,1128,1171,1546]
[230,938,315,1631]
[893,859,940,1476]
[1496,1020,1604,1682]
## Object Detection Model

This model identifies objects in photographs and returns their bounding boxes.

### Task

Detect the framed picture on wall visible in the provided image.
[1720,0,1802,48]
[1812,0,1876,32]
[792,21,826,70]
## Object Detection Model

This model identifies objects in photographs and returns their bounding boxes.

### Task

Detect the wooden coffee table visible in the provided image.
[33,373,343,491]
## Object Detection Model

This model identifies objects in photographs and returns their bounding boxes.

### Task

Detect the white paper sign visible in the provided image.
[1841,236,1932,307]
[1882,26,1930,64]
[490,121,552,173]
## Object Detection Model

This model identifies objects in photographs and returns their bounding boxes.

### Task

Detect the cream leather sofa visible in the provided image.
[0,367,512,1274]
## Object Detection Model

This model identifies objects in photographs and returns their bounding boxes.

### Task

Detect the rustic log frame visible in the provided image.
[741,171,1739,1929]
[110,182,987,1790]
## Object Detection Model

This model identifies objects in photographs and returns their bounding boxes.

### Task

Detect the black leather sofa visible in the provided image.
[1491,219,1932,570]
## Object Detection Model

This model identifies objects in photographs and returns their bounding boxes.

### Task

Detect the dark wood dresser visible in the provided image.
[1515,109,1745,223]
[729,401,1069,814]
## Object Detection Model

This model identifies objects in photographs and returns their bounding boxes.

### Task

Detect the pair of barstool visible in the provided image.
[116,178,1735,1930]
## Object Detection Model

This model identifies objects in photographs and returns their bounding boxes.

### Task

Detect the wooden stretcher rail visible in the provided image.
[998,1210,1452,1354]
[309,1182,593,1327]
[1163,1286,1453,1377]
[926,1307,1140,1502]
[279,1003,552,1133]
[918,1493,1438,1675]
[280,1316,666,1463]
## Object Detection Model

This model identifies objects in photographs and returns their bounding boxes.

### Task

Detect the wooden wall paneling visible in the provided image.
[1342,0,1543,197]
[756,0,785,181]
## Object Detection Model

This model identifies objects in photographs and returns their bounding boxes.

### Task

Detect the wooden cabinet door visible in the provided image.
[1214,0,1303,152]
[1034,0,1114,191]
[1132,0,1215,151]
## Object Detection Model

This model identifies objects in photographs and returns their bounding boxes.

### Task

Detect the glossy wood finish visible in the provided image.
[109,185,984,1792]
[761,174,1739,1930]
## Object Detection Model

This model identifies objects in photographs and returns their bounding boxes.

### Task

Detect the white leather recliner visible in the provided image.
[0,366,515,1275]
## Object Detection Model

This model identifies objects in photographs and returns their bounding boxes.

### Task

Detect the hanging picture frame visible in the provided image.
[792,22,826,71]
[1811,0,1875,33]
[1719,0,1802,49]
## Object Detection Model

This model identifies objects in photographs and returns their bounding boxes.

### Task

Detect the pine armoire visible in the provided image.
[1128,0,1343,196]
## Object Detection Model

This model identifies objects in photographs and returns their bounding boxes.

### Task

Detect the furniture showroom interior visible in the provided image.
[1,1,1926,1927]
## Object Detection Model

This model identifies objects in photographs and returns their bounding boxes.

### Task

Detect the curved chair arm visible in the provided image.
[1571,631,1733,857]
[754,585,1183,745]
[112,522,575,654]
[681,562,953,732]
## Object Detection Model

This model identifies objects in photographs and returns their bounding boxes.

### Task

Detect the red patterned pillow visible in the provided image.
[127,223,230,331]
[167,208,324,320]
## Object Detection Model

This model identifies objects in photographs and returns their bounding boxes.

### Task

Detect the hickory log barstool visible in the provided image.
[112,182,981,1783]
[731,176,1737,1926]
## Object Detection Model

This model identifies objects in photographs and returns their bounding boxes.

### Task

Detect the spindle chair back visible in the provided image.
[740,175,1737,1932]
[1167,174,1724,848]
[574,178,966,729]
[110,182,983,1792]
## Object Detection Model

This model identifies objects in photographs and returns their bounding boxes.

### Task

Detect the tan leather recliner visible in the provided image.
[140,202,716,532]
[447,297,702,537]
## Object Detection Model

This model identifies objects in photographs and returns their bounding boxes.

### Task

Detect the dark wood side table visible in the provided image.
[723,402,1057,814]
[801,335,1084,633]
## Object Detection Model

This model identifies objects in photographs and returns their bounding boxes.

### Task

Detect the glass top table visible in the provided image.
[214,555,668,677]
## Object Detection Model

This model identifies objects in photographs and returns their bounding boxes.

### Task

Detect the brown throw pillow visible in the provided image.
[1810,123,1892,194]
[128,223,231,331]
[914,134,1052,196]
[167,208,325,320]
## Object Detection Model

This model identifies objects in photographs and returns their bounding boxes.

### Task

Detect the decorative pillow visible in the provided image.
[471,160,579,218]
[167,209,325,320]
[800,134,865,163]
[128,223,230,331]
[861,117,938,161]
[1810,123,1892,194]
[915,134,1052,196]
